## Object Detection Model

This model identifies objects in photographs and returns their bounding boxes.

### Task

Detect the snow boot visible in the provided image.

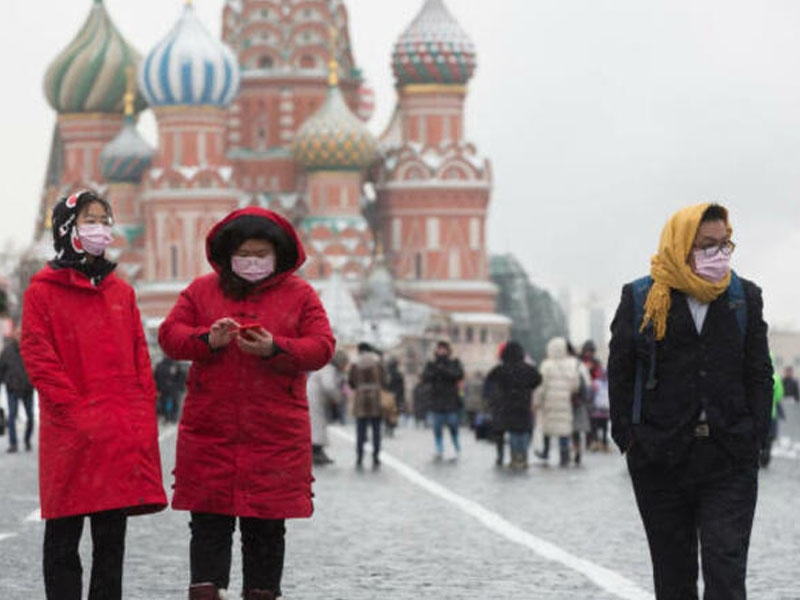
[559,448,570,468]
[188,583,220,600]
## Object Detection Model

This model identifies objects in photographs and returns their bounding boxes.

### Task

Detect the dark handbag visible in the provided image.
[0,406,6,436]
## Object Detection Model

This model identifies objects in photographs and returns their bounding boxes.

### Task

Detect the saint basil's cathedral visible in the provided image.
[31,0,511,371]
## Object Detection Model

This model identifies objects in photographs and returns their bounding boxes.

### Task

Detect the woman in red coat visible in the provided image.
[20,190,167,600]
[158,207,335,600]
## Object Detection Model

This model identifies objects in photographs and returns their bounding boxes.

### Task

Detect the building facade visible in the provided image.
[33,0,509,370]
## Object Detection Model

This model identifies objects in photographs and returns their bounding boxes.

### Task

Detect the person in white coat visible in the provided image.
[307,350,349,466]
[534,337,581,467]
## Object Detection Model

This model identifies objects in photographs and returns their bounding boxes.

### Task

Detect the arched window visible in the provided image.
[299,55,316,69]
[259,55,273,69]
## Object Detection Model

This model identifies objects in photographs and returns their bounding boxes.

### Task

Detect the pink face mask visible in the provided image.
[231,255,275,282]
[77,224,114,256]
[692,250,730,283]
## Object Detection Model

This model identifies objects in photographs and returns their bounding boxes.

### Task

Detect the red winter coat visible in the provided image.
[159,208,334,519]
[21,266,167,519]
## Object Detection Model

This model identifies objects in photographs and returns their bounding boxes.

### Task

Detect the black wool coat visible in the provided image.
[421,356,465,413]
[608,276,773,469]
[486,360,542,433]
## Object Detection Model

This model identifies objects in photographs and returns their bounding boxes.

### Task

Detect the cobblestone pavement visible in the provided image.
[1,403,799,599]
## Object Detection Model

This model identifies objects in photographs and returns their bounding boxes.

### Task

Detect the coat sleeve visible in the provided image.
[268,284,335,374]
[130,289,157,403]
[19,285,81,415]
[742,282,773,449]
[608,284,636,453]
[158,284,216,362]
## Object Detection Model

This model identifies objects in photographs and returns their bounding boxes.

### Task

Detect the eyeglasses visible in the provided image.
[694,240,735,258]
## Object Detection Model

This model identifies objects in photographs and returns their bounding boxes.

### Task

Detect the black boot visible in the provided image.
[244,590,276,600]
[312,445,333,465]
[559,448,570,467]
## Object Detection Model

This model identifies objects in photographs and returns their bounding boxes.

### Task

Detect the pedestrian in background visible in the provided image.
[21,190,167,600]
[0,321,35,453]
[486,341,542,469]
[153,355,186,423]
[534,337,580,467]
[385,356,406,427]
[581,341,609,452]
[463,370,485,430]
[421,340,465,461]
[568,342,592,466]
[782,366,799,403]
[608,203,772,599]
[308,350,349,466]
[159,207,334,600]
[760,358,785,468]
[348,342,385,469]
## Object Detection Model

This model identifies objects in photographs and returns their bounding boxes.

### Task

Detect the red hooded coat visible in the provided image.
[158,208,334,519]
[21,267,167,519]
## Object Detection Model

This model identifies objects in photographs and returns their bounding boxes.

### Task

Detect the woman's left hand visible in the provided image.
[236,326,276,358]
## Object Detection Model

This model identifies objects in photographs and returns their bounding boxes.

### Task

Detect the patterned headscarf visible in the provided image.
[50,190,116,283]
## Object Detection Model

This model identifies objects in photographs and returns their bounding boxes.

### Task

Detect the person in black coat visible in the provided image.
[608,203,772,600]
[153,356,186,423]
[485,341,542,469]
[0,324,35,452]
[421,340,464,460]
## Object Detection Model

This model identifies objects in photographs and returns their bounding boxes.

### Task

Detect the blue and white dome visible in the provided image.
[139,2,240,107]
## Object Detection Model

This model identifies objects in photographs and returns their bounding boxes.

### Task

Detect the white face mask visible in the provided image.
[77,224,114,256]
[231,255,275,282]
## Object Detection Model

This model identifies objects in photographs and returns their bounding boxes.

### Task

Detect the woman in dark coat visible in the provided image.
[159,207,334,600]
[486,341,542,469]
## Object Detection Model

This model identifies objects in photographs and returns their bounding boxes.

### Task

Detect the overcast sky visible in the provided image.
[1,0,799,332]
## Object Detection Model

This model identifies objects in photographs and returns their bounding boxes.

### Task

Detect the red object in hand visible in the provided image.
[238,323,262,338]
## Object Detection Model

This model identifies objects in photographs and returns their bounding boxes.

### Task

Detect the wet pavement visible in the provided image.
[1,402,799,599]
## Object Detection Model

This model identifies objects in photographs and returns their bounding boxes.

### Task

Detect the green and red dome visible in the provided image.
[392,0,476,87]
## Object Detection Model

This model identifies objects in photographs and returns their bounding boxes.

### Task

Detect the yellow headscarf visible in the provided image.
[641,203,733,340]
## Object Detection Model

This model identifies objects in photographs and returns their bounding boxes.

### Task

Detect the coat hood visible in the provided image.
[205,207,306,285]
[546,337,568,360]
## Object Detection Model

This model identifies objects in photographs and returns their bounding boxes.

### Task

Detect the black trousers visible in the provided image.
[43,510,127,600]
[629,440,757,600]
[190,512,285,594]
[356,417,382,463]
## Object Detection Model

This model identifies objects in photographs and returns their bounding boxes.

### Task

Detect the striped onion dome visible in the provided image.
[293,85,378,172]
[139,2,240,107]
[392,0,476,87]
[99,116,155,183]
[43,0,146,114]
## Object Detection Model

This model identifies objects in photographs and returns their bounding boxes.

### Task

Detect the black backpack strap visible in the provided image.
[631,276,654,425]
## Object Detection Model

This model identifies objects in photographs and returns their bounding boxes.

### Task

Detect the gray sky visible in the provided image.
[2,0,799,331]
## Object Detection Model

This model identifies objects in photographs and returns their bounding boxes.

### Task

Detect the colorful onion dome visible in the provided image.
[99,116,154,183]
[392,0,476,87]
[293,85,378,171]
[44,0,146,114]
[139,2,240,108]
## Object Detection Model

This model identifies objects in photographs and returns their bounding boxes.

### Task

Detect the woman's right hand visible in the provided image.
[208,318,239,350]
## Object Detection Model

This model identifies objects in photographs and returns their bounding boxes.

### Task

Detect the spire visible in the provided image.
[123,66,136,118]
[328,26,339,87]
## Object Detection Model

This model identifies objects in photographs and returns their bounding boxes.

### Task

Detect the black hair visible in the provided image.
[211,215,298,301]
[500,340,524,363]
[76,190,113,220]
[700,204,727,223]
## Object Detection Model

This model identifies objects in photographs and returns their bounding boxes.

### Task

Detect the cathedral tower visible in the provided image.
[136,0,242,318]
[376,0,495,315]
